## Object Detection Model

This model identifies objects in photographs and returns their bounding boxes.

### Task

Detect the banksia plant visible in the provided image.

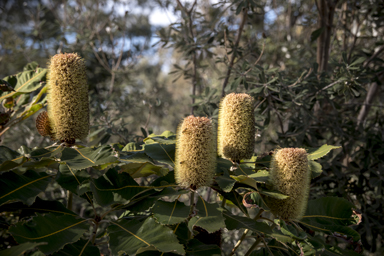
[218,93,255,162]
[175,116,216,189]
[46,53,89,144]
[267,148,310,220]
[36,111,53,139]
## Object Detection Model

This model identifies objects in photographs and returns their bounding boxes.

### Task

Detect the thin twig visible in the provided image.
[288,68,313,88]
[244,236,262,256]
[176,0,198,115]
[244,39,266,75]
[221,7,248,96]
[229,209,264,256]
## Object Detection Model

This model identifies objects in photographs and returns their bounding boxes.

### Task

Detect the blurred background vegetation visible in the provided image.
[0,0,383,254]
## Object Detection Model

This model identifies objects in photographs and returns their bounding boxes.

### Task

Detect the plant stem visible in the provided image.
[244,236,262,256]
[188,190,196,239]
[189,190,196,217]
[221,7,248,96]
[221,198,226,209]
[67,191,73,211]
[229,209,264,256]
[229,229,252,256]
[91,221,99,244]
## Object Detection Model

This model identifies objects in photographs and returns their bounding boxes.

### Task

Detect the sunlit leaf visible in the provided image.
[61,145,118,171]
[144,143,175,167]
[309,160,322,179]
[0,62,47,101]
[108,217,185,255]
[307,145,341,160]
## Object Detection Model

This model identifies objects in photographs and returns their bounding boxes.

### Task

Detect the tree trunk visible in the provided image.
[316,0,339,72]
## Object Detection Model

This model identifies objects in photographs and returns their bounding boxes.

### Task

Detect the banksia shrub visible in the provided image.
[47,53,89,144]
[267,148,310,220]
[175,116,216,189]
[218,93,255,162]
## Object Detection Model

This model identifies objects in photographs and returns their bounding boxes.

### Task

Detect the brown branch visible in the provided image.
[357,72,384,126]
[221,7,248,97]
[176,0,198,115]
[363,45,384,68]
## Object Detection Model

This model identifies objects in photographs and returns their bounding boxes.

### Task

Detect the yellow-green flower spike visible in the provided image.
[47,53,89,144]
[267,148,310,220]
[175,116,217,189]
[218,93,255,162]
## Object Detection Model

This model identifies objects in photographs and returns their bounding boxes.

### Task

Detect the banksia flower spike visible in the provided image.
[47,53,89,145]
[218,93,255,162]
[267,148,310,220]
[175,116,216,190]
[36,111,53,139]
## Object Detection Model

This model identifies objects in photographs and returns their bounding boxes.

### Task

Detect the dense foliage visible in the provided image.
[0,0,383,255]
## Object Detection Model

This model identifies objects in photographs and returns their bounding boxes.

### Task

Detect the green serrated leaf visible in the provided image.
[144,143,175,167]
[119,151,168,178]
[125,186,187,213]
[0,146,27,172]
[307,145,341,160]
[51,239,100,256]
[121,162,168,178]
[30,146,64,159]
[61,145,118,171]
[90,167,176,207]
[230,171,269,190]
[300,197,359,241]
[0,170,52,206]
[9,213,88,255]
[122,142,138,151]
[56,164,91,195]
[108,217,185,255]
[0,197,76,218]
[259,189,289,200]
[309,160,322,179]
[223,211,272,235]
[277,219,307,241]
[0,242,46,256]
[215,175,236,193]
[188,198,226,233]
[0,64,47,101]
[153,200,189,225]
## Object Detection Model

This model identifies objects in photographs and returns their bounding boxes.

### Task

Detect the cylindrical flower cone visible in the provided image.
[47,53,89,144]
[267,148,310,220]
[175,116,217,189]
[218,93,255,162]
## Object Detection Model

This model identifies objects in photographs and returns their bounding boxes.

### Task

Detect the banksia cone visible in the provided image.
[47,53,89,144]
[218,93,255,162]
[175,116,216,189]
[267,148,310,220]
[36,111,53,139]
